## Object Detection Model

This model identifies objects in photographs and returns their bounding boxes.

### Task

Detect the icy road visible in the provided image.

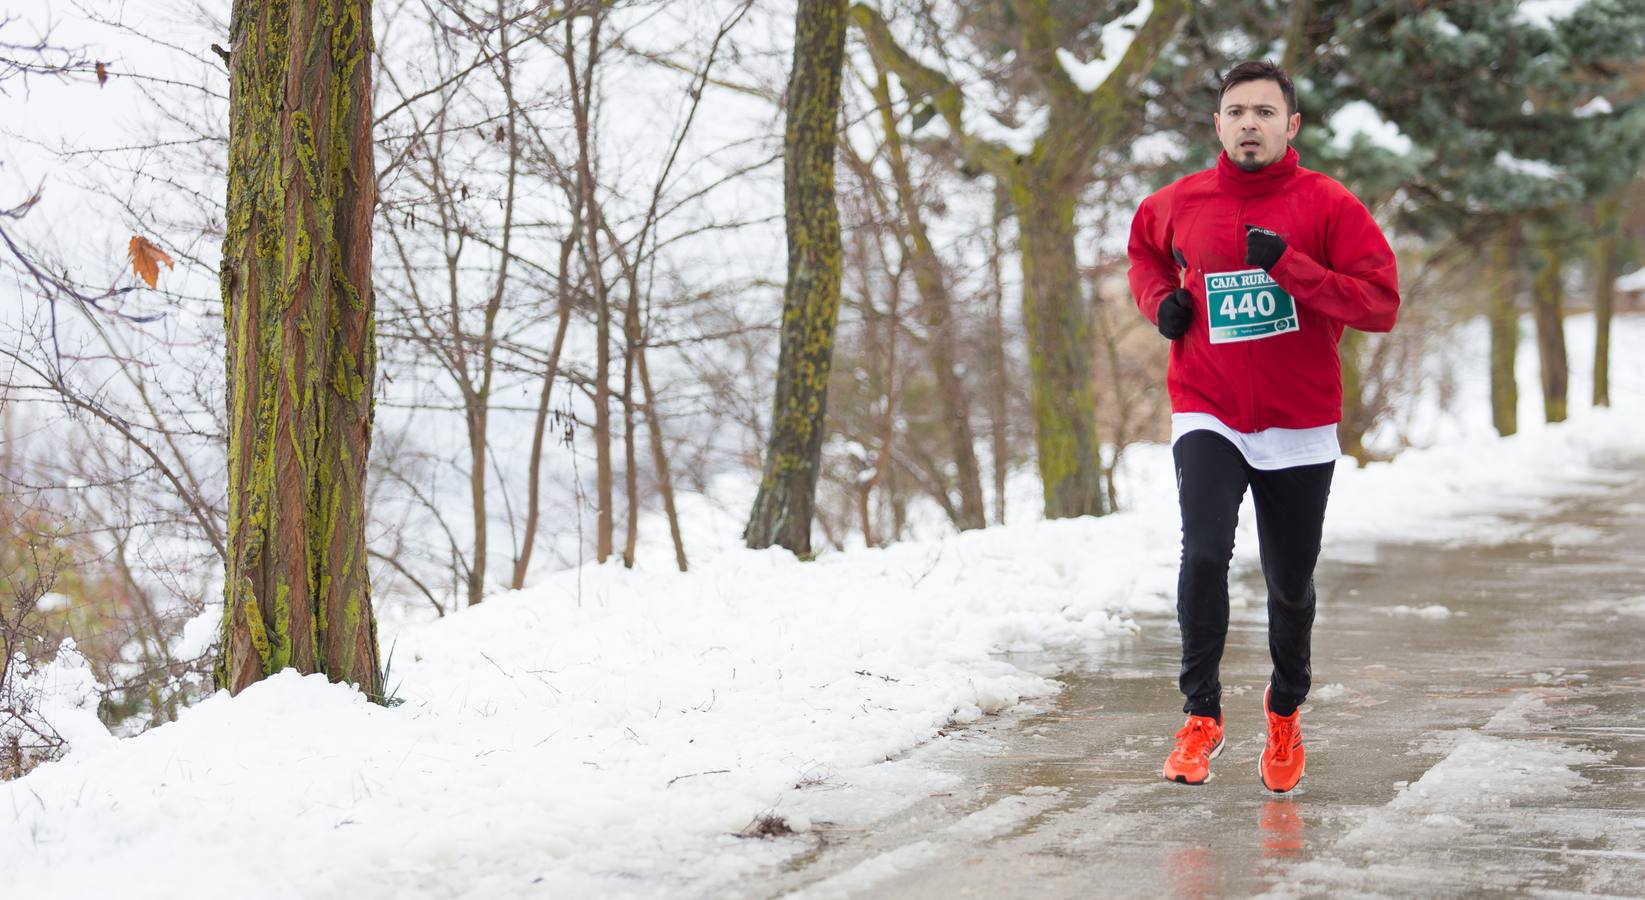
[770,463,1645,899]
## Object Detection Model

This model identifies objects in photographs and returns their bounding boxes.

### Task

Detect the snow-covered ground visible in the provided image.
[5,312,1642,897]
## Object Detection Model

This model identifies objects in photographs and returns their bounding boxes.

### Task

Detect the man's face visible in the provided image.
[1214,79,1301,172]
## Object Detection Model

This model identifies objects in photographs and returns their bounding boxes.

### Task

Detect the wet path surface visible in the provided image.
[770,463,1645,899]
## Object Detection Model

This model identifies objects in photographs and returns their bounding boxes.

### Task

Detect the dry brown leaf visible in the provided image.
[95,61,108,86]
[127,235,175,289]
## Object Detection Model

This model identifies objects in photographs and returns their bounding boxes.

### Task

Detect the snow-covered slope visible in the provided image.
[5,314,1643,897]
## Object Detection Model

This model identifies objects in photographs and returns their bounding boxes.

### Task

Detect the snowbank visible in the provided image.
[5,315,1644,896]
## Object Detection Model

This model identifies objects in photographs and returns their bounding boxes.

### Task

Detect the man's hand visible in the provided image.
[1157,288,1193,340]
[1245,225,1286,271]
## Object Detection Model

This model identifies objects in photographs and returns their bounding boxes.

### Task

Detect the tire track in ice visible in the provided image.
[783,788,1065,899]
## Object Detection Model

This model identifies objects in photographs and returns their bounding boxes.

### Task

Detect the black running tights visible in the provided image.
[1173,430,1334,719]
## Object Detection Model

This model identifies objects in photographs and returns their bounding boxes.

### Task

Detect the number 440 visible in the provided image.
[1220,290,1277,319]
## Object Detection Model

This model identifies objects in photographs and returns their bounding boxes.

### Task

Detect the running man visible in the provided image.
[1127,60,1401,791]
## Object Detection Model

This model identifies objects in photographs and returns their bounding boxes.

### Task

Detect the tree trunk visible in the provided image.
[1592,198,1618,408]
[637,344,687,572]
[510,239,575,590]
[1280,0,1314,74]
[564,8,612,563]
[857,223,899,547]
[594,269,614,562]
[466,403,488,606]
[622,294,640,568]
[871,70,985,531]
[1488,224,1520,437]
[987,186,1010,525]
[744,0,848,555]
[1012,174,1105,519]
[465,3,521,605]
[1337,328,1369,464]
[1532,227,1568,424]
[219,0,381,696]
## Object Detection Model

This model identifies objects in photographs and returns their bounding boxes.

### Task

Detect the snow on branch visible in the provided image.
[1493,150,1563,181]
[851,0,1188,175]
[1573,96,1612,118]
[1054,0,1153,93]
[1513,0,1590,29]
[1328,101,1413,156]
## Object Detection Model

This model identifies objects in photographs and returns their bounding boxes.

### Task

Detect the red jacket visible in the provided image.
[1128,147,1400,432]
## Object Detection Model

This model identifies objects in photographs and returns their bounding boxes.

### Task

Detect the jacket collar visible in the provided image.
[1215,146,1300,199]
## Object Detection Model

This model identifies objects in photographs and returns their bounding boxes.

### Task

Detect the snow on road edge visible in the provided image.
[5,403,1644,897]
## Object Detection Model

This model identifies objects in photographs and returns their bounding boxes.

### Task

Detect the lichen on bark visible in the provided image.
[218,0,382,697]
[745,0,850,555]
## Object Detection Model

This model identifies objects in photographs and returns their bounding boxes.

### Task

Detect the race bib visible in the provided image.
[1204,268,1299,344]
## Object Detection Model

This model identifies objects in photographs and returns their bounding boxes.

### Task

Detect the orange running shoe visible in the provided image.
[1162,714,1225,784]
[1259,686,1305,792]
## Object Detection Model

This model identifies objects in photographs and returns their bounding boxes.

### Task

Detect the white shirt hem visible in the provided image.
[1170,412,1341,470]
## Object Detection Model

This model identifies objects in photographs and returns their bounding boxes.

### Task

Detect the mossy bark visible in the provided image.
[1531,227,1569,424]
[1014,177,1106,517]
[1488,224,1520,437]
[218,0,382,697]
[745,0,848,554]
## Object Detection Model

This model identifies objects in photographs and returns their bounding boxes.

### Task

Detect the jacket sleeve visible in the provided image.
[1269,187,1400,333]
[1128,191,1179,325]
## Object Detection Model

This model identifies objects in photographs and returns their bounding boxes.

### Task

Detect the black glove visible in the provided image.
[1156,288,1192,340]
[1245,225,1286,271]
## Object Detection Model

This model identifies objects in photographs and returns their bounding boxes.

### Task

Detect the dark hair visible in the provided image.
[1219,60,1296,116]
